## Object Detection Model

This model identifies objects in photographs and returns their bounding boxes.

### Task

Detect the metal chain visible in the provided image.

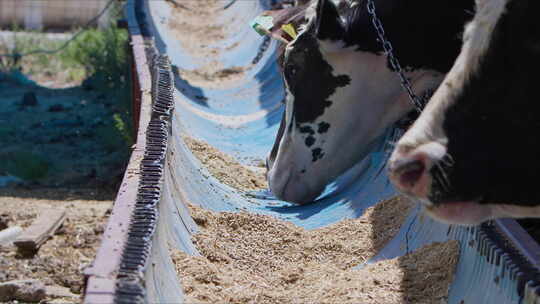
[366,0,426,113]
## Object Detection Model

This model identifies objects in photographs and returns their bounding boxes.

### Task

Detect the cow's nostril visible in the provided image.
[392,159,426,189]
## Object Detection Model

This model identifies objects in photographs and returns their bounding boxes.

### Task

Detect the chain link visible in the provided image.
[366,0,426,113]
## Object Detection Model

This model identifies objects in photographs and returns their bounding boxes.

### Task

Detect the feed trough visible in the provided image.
[83,1,540,303]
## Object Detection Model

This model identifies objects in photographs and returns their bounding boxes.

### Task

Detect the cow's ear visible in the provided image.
[258,6,305,43]
[314,0,344,41]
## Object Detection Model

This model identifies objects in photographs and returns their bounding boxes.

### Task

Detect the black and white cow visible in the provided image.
[266,0,474,203]
[389,0,540,225]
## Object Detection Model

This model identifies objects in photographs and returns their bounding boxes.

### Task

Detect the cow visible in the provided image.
[388,0,540,225]
[265,0,474,203]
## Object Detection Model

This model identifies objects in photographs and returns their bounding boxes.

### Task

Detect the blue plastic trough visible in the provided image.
[84,1,540,303]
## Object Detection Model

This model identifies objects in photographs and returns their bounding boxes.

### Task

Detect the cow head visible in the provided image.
[266,0,470,203]
[389,0,540,225]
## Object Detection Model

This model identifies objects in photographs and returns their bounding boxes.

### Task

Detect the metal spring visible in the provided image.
[115,280,146,304]
[448,222,540,302]
[114,51,174,303]
[151,55,175,116]
[483,222,540,300]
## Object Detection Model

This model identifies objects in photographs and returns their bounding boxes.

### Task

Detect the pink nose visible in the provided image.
[390,157,426,191]
[389,142,447,198]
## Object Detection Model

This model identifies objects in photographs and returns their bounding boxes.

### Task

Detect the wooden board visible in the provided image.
[14,208,66,253]
[0,226,23,246]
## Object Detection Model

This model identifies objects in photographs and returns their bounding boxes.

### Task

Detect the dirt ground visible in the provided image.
[0,75,128,189]
[0,78,122,302]
[0,187,114,303]
[172,197,459,304]
[0,28,128,303]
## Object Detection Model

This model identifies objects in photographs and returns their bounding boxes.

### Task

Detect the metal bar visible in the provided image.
[131,51,141,139]
[494,219,540,271]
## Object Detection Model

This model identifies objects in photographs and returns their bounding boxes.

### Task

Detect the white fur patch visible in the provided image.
[462,0,510,77]
[318,39,353,53]
[297,0,319,35]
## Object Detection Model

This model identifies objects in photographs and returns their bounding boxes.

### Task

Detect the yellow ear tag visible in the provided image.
[281,23,297,40]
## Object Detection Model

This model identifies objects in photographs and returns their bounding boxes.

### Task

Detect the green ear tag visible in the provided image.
[250,15,274,36]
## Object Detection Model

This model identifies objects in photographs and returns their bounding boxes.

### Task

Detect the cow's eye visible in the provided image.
[285,63,297,77]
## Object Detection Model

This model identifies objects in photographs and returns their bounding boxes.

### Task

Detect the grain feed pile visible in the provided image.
[168,0,227,58]
[170,197,459,303]
[168,0,246,88]
[184,136,267,191]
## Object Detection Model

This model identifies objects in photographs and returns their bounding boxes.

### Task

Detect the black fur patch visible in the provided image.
[305,136,316,147]
[284,33,351,124]
[341,0,474,73]
[317,121,330,133]
[429,0,540,207]
[299,124,315,134]
[312,148,324,162]
[316,0,344,42]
